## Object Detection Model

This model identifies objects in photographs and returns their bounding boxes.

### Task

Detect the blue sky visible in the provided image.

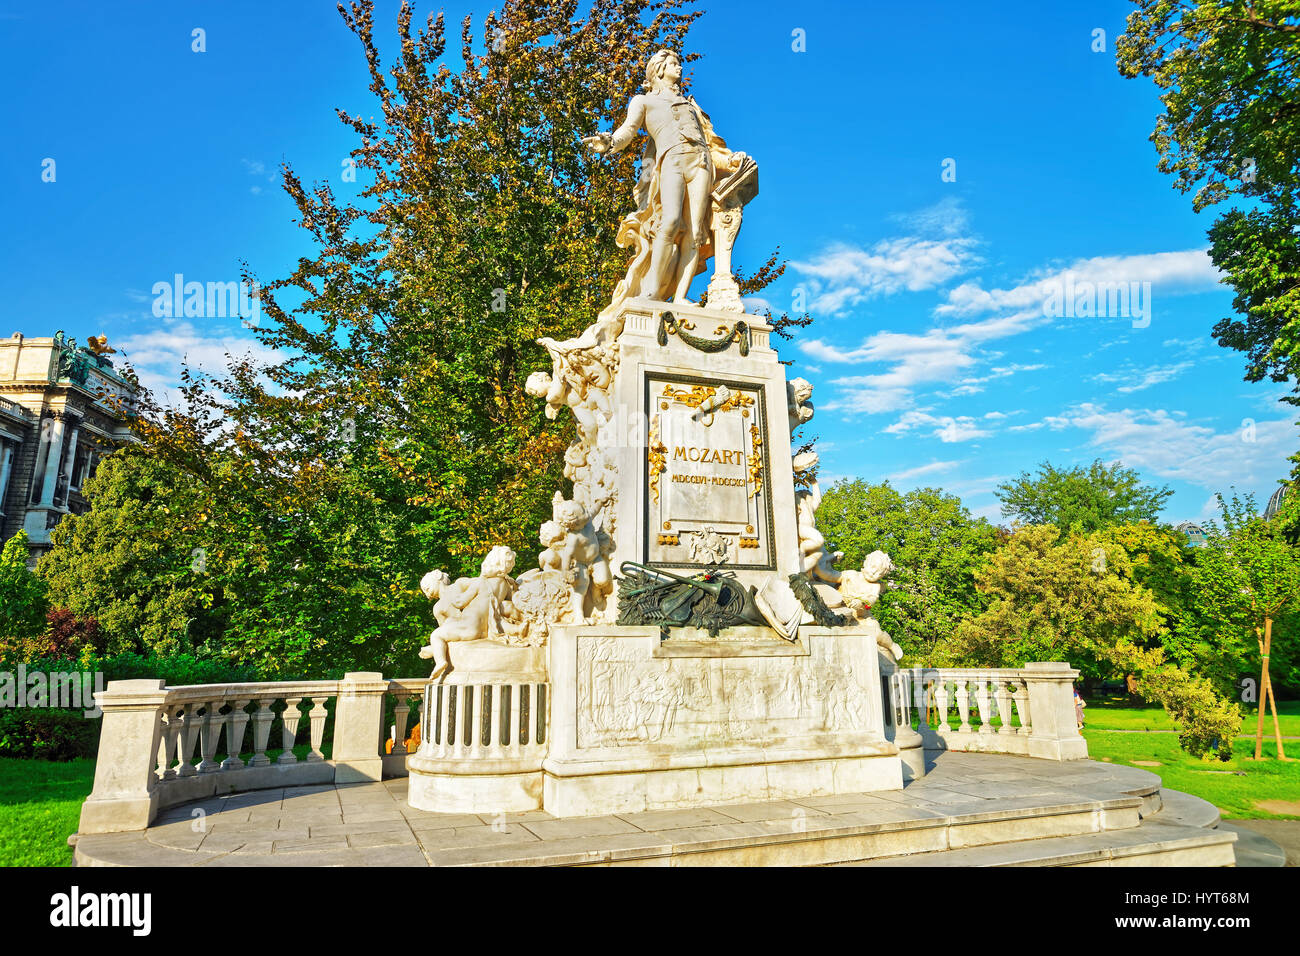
[3,0,1295,525]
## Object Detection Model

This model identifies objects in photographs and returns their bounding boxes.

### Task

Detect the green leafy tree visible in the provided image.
[38,450,227,658]
[1208,208,1300,403]
[0,531,47,640]
[954,524,1240,757]
[995,459,1173,534]
[816,480,1000,664]
[1094,521,1196,661]
[1185,491,1300,759]
[1118,3,1300,402]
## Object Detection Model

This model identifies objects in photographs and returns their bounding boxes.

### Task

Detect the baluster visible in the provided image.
[249,699,275,766]
[306,697,328,762]
[895,673,911,730]
[159,705,183,780]
[1012,680,1031,735]
[499,684,512,749]
[995,680,1014,735]
[955,678,972,734]
[177,705,201,776]
[536,683,547,747]
[431,685,444,752]
[197,701,225,773]
[278,698,303,764]
[934,677,952,732]
[913,671,927,733]
[975,676,993,734]
[481,685,496,752]
[508,683,523,757]
[449,685,461,756]
[391,693,411,755]
[220,699,250,770]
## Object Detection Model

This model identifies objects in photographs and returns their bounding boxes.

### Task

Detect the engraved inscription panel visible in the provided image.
[644,373,772,569]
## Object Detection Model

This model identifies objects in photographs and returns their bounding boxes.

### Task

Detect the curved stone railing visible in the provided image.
[79,672,428,834]
[883,662,1088,773]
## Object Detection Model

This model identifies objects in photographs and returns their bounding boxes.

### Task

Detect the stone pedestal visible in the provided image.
[602,299,802,593]
[542,624,901,816]
[406,642,550,813]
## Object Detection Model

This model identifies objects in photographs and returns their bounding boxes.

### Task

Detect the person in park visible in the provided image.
[1074,689,1086,730]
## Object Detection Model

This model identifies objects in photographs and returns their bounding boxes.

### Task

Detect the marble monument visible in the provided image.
[407,50,906,815]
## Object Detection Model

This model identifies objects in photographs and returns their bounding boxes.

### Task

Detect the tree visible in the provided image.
[1186,491,1300,760]
[995,459,1173,533]
[38,449,228,659]
[95,0,799,675]
[816,480,1000,664]
[0,531,47,640]
[953,524,1241,757]
[1208,207,1300,404]
[1118,3,1300,402]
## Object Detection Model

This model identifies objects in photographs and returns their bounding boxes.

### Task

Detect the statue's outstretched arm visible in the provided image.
[584,95,646,155]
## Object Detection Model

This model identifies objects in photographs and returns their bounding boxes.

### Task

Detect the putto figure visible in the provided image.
[583,49,758,311]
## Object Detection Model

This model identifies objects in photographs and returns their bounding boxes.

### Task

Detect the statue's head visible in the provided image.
[539,520,566,548]
[524,370,552,399]
[420,569,450,600]
[555,499,587,531]
[862,550,893,582]
[643,49,682,92]
[790,377,814,403]
[481,545,517,579]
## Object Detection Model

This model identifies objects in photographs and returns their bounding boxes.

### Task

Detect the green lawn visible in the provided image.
[0,757,94,867]
[0,742,324,867]
[1083,695,1300,736]
[1082,729,1300,820]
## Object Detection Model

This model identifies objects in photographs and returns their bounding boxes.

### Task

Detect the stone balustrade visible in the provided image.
[79,672,428,834]
[883,662,1088,770]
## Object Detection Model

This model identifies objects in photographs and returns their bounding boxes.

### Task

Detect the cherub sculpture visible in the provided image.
[787,378,814,434]
[418,546,518,680]
[526,338,615,446]
[838,550,893,615]
[838,550,904,662]
[793,451,842,584]
[543,495,613,620]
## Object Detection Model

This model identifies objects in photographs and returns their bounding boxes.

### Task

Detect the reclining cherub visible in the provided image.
[838,550,904,661]
[418,546,517,680]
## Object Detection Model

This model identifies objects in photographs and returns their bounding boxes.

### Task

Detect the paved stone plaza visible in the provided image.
[73,752,1253,867]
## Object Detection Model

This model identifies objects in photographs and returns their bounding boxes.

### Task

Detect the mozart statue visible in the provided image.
[583,49,758,313]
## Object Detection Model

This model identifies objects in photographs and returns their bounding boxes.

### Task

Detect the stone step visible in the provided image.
[840,817,1238,867]
[1148,788,1221,828]
[416,793,1144,866]
[1217,822,1288,867]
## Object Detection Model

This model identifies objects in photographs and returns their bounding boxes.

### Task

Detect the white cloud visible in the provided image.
[936,248,1221,318]
[885,459,964,483]
[888,196,969,237]
[791,237,979,316]
[884,411,992,443]
[114,321,282,405]
[1040,402,1297,490]
[802,248,1222,418]
[1093,361,1194,393]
